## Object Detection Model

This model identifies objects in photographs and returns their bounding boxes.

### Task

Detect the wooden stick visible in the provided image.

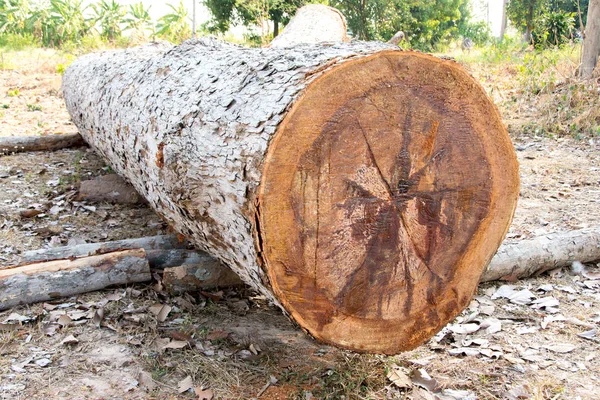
[20,235,189,265]
[482,227,600,282]
[0,249,150,311]
[0,133,85,155]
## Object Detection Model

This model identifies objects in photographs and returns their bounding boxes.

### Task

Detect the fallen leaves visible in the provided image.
[149,303,171,322]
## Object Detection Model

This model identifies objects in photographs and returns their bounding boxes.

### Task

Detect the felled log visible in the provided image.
[269,4,349,48]
[0,249,150,311]
[62,38,519,353]
[20,234,188,266]
[0,133,85,155]
[482,227,600,282]
[163,262,243,294]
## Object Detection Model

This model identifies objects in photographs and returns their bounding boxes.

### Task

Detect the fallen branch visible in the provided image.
[0,249,150,311]
[19,234,189,266]
[482,227,600,282]
[0,133,85,155]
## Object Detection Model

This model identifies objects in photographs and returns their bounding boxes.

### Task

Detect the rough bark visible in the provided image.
[62,38,519,353]
[269,4,349,48]
[482,227,600,282]
[580,0,600,78]
[0,249,150,311]
[0,133,85,155]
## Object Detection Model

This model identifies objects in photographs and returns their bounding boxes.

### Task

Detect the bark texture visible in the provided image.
[0,249,150,311]
[62,38,519,353]
[269,4,349,48]
[482,227,600,282]
[580,0,600,78]
[0,133,84,155]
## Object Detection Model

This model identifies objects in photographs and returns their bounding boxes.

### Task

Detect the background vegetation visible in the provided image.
[0,0,597,140]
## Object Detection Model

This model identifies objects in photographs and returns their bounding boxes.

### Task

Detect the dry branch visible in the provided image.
[0,249,150,311]
[482,227,600,282]
[0,133,85,155]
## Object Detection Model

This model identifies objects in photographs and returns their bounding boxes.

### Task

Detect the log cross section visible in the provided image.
[62,39,519,353]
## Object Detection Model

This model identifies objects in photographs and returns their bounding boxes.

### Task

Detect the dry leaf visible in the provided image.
[387,364,411,388]
[57,314,72,327]
[411,368,440,392]
[531,296,560,310]
[178,376,194,394]
[543,343,577,353]
[61,335,79,345]
[195,387,214,400]
[139,371,157,391]
[92,308,104,327]
[577,329,597,340]
[479,317,502,334]
[149,304,171,322]
[206,330,229,341]
[0,323,18,332]
[448,323,480,335]
[163,340,189,349]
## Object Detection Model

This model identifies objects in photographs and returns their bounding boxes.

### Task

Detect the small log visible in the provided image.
[0,133,85,155]
[269,4,349,48]
[0,249,150,311]
[76,174,143,204]
[20,234,188,265]
[482,227,600,282]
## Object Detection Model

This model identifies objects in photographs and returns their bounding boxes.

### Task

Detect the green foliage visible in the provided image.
[156,2,191,43]
[331,0,469,50]
[124,2,152,32]
[532,10,575,47]
[0,32,40,49]
[507,0,544,41]
[26,103,42,111]
[460,21,492,45]
[92,0,125,41]
[204,0,306,41]
[7,88,20,96]
[42,0,94,47]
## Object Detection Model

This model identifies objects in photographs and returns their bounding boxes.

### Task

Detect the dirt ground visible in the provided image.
[0,49,599,400]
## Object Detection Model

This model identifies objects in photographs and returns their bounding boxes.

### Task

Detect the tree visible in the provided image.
[580,0,599,77]
[507,0,545,42]
[331,0,469,50]
[0,0,32,35]
[204,0,306,38]
[92,0,126,41]
[44,0,93,46]
[156,1,191,43]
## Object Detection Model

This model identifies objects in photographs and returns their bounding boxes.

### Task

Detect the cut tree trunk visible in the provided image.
[269,4,349,48]
[482,227,600,282]
[0,249,150,311]
[62,38,519,353]
[0,133,85,155]
[580,0,600,78]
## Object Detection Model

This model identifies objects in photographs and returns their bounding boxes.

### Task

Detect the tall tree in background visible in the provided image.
[507,0,545,42]
[580,0,599,77]
[204,0,306,38]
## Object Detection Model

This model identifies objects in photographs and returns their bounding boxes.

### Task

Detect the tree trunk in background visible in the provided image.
[61,38,519,354]
[500,0,508,40]
[580,0,600,78]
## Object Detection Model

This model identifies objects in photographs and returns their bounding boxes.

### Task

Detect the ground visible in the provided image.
[0,48,599,400]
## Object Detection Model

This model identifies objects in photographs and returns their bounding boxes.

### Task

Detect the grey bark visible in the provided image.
[580,0,600,78]
[0,249,150,311]
[481,227,600,282]
[19,234,189,265]
[269,4,349,48]
[61,38,392,307]
[0,133,85,155]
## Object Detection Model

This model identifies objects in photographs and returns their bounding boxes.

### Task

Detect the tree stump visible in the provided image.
[62,38,519,353]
